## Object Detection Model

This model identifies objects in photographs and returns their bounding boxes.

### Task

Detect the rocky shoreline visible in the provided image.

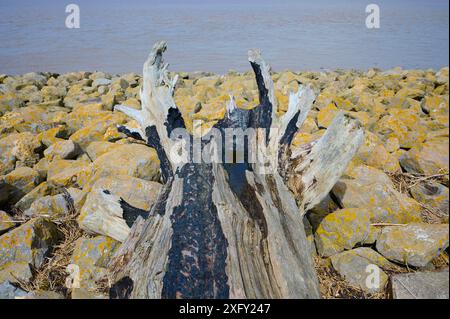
[1,67,449,299]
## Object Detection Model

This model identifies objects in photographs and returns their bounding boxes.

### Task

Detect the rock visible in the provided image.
[70,235,120,289]
[92,78,111,88]
[330,247,397,292]
[84,175,162,210]
[85,141,120,161]
[24,193,71,218]
[390,269,449,299]
[314,208,371,257]
[410,181,449,216]
[356,131,400,173]
[71,287,108,299]
[37,126,69,147]
[87,143,160,184]
[77,189,131,241]
[0,167,41,205]
[332,165,422,224]
[317,103,339,128]
[47,159,89,187]
[0,281,28,299]
[33,158,50,180]
[0,218,61,269]
[400,139,449,175]
[14,182,58,212]
[0,132,40,175]
[385,137,400,153]
[376,223,449,267]
[0,262,33,284]
[23,290,65,299]
[69,112,127,151]
[44,139,80,161]
[373,111,427,149]
[0,211,15,235]
[307,193,339,229]
[20,72,48,88]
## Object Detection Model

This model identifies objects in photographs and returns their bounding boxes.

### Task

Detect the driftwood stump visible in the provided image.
[107,41,364,299]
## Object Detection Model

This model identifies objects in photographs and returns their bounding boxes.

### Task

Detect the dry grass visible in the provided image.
[17,189,87,297]
[388,171,449,224]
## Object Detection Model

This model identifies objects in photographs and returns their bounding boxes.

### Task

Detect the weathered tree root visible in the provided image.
[105,41,364,299]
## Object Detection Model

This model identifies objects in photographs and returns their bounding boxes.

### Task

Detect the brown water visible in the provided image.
[0,0,448,75]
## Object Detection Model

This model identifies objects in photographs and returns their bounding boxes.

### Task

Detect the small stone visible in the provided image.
[24,290,65,299]
[330,247,396,292]
[0,167,41,205]
[410,181,449,217]
[47,159,89,187]
[85,141,120,161]
[71,288,108,299]
[390,269,449,299]
[0,281,28,299]
[14,182,58,212]
[0,262,33,284]
[400,139,449,175]
[92,78,111,88]
[0,211,15,235]
[70,235,120,289]
[0,218,61,269]
[385,137,400,153]
[317,103,338,128]
[24,193,71,218]
[33,157,50,180]
[332,165,422,224]
[87,143,160,184]
[376,223,449,267]
[314,208,371,257]
[44,139,80,161]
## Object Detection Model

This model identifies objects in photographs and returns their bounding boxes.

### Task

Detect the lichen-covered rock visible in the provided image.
[314,208,371,257]
[373,110,427,149]
[47,159,90,187]
[70,235,120,289]
[400,139,449,175]
[410,181,449,217]
[24,193,71,218]
[0,281,28,299]
[376,223,449,267]
[0,211,15,235]
[317,103,339,128]
[14,182,58,212]
[68,112,127,150]
[332,165,422,224]
[85,141,120,161]
[390,269,449,299]
[0,218,61,269]
[44,139,80,161]
[0,167,41,205]
[356,131,400,173]
[330,247,397,292]
[0,261,33,284]
[87,143,160,184]
[0,132,40,175]
[71,287,108,299]
[23,290,65,299]
[84,175,162,210]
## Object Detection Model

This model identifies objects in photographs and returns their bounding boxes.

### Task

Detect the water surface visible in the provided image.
[0,0,448,74]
